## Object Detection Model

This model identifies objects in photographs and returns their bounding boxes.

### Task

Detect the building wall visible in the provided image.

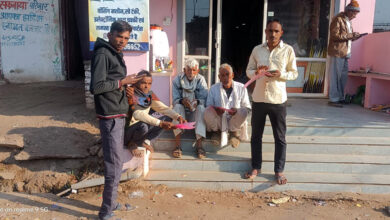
[123,0,177,105]
[350,32,390,73]
[1,0,64,83]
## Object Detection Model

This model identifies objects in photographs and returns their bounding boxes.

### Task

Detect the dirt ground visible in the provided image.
[0,81,390,220]
[0,180,390,220]
[0,81,100,194]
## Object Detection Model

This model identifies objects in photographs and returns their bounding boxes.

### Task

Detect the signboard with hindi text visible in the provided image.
[89,0,149,51]
[0,0,63,83]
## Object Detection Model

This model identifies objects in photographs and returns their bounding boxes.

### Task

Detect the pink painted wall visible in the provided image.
[350,32,390,73]
[149,0,178,106]
[122,0,178,105]
[123,52,148,75]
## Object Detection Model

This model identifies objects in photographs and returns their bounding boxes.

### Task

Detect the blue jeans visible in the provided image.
[329,56,349,102]
[98,117,126,218]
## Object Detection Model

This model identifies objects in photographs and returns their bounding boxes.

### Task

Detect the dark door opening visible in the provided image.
[61,0,86,80]
[220,0,263,83]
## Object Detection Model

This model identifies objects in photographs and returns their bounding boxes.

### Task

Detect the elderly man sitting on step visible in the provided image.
[204,63,251,148]
[172,58,208,159]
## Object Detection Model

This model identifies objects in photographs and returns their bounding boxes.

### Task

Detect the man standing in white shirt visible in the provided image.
[204,63,251,148]
[245,20,298,185]
[328,0,361,107]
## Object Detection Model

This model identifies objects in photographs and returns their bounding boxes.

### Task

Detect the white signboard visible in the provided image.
[89,0,150,51]
[0,0,63,83]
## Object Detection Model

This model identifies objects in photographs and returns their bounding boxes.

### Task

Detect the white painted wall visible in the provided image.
[1,0,63,83]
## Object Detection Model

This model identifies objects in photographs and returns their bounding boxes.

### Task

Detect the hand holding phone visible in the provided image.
[265,70,280,77]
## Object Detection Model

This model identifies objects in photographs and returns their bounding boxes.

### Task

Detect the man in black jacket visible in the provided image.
[90,20,140,220]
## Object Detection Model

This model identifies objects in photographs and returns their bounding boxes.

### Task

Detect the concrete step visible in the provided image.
[159,124,390,139]
[145,170,390,193]
[150,152,390,175]
[152,151,390,164]
[153,139,390,154]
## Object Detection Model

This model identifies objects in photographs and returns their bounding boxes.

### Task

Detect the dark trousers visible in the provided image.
[124,115,171,146]
[98,117,126,218]
[251,102,287,173]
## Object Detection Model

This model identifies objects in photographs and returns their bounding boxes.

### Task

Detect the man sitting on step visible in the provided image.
[125,70,186,157]
[204,63,251,148]
[172,58,208,159]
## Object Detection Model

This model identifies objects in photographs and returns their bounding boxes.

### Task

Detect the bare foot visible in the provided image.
[131,148,143,158]
[275,173,287,185]
[128,143,143,158]
[244,169,260,179]
[142,142,154,153]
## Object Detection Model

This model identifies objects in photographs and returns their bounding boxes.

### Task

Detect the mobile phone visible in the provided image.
[268,70,277,75]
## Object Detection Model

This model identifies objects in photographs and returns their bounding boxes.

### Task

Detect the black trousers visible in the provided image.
[124,115,172,146]
[250,102,287,173]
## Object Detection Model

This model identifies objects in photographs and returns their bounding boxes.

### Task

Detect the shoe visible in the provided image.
[99,212,115,220]
[210,132,221,146]
[328,101,343,108]
[338,100,349,105]
[113,203,121,211]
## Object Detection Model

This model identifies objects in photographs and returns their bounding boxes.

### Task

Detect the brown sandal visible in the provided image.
[172,146,182,158]
[196,147,206,159]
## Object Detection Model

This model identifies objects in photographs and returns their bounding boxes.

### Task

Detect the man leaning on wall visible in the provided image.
[328,0,361,107]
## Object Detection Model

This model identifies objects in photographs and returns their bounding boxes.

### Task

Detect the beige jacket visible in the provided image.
[328,12,354,57]
[130,93,180,127]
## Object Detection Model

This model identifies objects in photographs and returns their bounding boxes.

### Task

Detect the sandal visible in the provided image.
[275,174,288,185]
[172,146,182,158]
[196,147,206,159]
[244,169,260,179]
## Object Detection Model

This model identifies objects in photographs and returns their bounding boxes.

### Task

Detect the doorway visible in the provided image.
[216,0,264,84]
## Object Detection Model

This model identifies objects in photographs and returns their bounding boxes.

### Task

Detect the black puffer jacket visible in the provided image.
[90,37,128,117]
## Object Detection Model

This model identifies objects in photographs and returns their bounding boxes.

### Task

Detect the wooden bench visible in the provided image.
[346,72,390,108]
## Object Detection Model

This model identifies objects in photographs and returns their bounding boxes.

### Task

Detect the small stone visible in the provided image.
[117,185,122,192]
[97,148,103,158]
[88,145,100,156]
[386,206,390,216]
[163,212,168,215]
[14,182,25,192]
[0,172,15,180]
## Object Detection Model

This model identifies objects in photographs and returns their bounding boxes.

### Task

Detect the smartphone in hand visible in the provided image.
[265,70,277,77]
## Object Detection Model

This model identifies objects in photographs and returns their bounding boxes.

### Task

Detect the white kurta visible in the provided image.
[206,81,251,146]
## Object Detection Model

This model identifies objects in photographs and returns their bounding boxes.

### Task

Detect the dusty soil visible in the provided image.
[0,81,101,194]
[0,180,390,220]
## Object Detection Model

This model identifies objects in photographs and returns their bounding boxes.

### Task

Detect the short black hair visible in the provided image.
[110,20,132,33]
[267,19,284,30]
[136,70,152,78]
